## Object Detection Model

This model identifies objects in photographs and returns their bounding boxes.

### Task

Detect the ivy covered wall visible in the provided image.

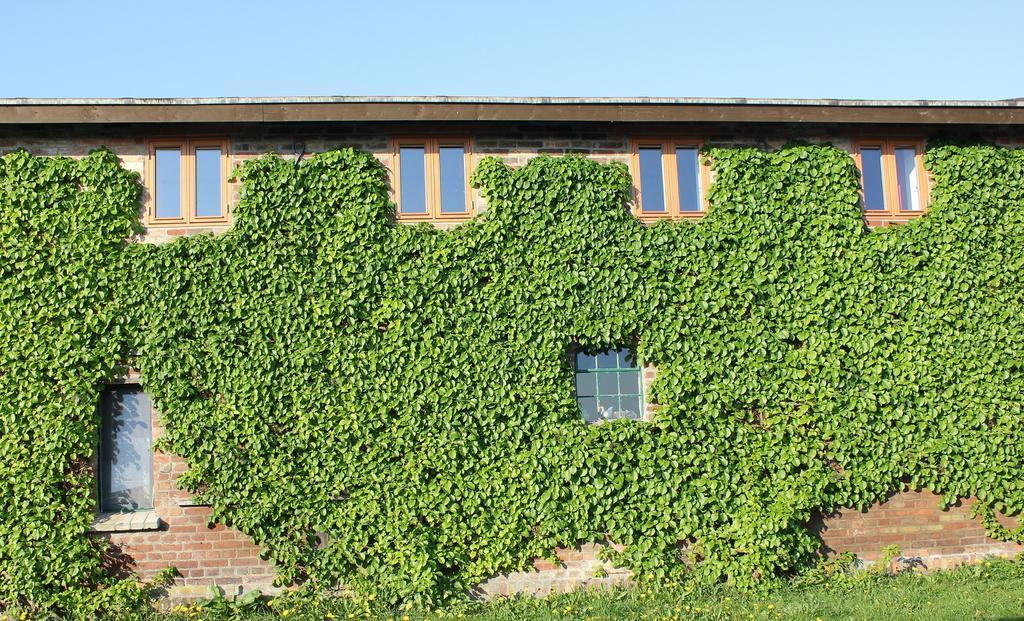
[1,141,1023,615]
[0,150,145,616]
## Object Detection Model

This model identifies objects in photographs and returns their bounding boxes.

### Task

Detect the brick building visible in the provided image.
[1,97,1022,598]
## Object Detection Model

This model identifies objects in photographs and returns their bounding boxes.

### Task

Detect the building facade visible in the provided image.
[2,97,1022,598]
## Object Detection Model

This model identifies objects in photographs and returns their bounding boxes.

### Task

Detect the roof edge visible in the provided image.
[1,97,1023,125]
[0,96,1022,107]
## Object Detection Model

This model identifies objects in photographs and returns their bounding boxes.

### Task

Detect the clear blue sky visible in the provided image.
[4,0,1022,100]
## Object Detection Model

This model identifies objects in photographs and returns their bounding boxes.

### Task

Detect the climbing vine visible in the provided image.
[1,140,1023,614]
[0,150,157,618]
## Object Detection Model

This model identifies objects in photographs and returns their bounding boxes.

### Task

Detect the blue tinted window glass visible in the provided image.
[576,352,596,370]
[399,146,428,214]
[676,147,703,212]
[578,397,599,423]
[619,372,640,394]
[860,148,886,212]
[195,148,222,218]
[596,350,618,368]
[619,396,642,419]
[598,396,621,418]
[576,373,597,396]
[894,147,921,212]
[638,147,666,212]
[99,387,153,513]
[155,148,181,219]
[439,146,467,214]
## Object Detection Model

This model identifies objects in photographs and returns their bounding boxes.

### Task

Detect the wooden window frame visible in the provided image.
[630,138,711,221]
[145,138,231,226]
[390,137,473,222]
[852,138,929,223]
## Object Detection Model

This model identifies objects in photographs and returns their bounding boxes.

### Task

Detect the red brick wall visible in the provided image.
[476,544,631,597]
[816,489,1023,569]
[37,126,1018,597]
[89,410,1023,599]
[480,492,1024,597]
[91,418,276,598]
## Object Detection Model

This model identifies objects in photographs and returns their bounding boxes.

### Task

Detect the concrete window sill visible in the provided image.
[89,510,162,533]
[176,498,211,507]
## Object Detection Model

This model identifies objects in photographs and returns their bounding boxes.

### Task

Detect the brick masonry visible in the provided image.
[814,489,1023,570]
[478,492,1024,597]
[90,415,277,600]
[4,123,1022,243]
[475,544,632,598]
[5,124,1023,598]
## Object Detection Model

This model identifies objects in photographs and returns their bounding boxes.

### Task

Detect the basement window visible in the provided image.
[574,347,644,423]
[391,137,473,221]
[631,138,710,220]
[97,385,154,513]
[853,139,928,223]
[146,139,230,225]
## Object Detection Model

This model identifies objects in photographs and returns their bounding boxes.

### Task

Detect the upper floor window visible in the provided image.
[97,385,153,513]
[853,139,928,221]
[630,138,709,220]
[391,137,473,221]
[574,347,644,423]
[146,139,230,225]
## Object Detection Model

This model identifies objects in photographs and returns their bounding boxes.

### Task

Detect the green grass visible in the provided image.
[157,559,1024,621]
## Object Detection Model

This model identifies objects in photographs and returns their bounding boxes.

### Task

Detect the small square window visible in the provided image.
[392,138,473,221]
[574,347,644,423]
[853,139,928,223]
[97,385,153,513]
[146,139,230,226]
[632,138,709,220]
